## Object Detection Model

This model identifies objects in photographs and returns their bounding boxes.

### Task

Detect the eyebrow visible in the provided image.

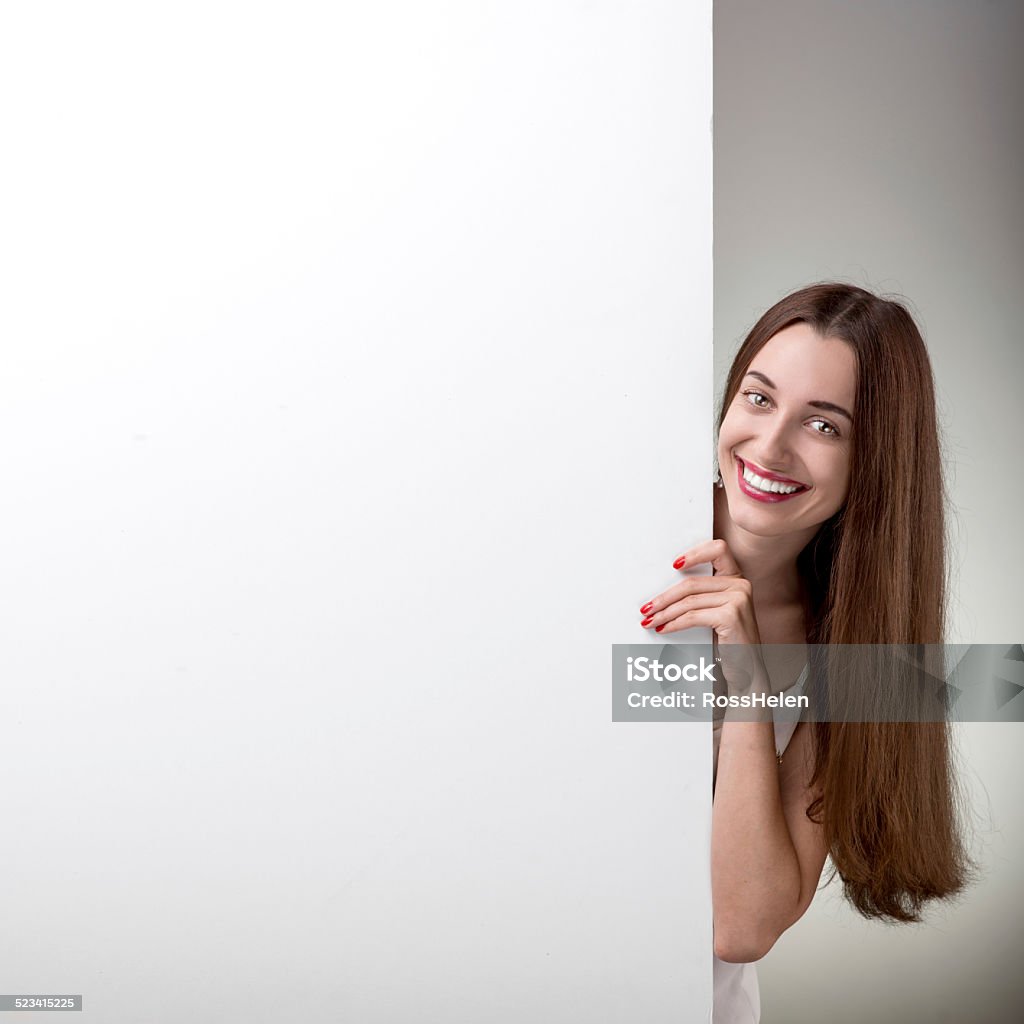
[743,370,854,422]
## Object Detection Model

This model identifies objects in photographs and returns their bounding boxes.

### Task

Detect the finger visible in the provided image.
[651,606,723,635]
[644,592,731,629]
[672,538,743,577]
[640,576,741,618]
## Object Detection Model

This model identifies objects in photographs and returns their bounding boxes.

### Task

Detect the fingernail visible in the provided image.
[655,624,665,632]
[640,602,653,615]
[672,557,686,570]
[641,616,654,627]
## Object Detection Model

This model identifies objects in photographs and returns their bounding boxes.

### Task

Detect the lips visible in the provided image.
[735,456,810,504]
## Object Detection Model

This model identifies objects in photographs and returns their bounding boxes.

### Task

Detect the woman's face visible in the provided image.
[717,322,857,538]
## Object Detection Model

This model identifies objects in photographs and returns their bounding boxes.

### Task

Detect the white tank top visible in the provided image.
[710,662,810,1024]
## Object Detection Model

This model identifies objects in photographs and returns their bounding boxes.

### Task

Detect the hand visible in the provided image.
[639,538,768,696]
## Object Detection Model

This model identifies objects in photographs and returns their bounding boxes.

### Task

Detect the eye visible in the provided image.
[741,389,771,408]
[742,388,843,438]
[809,418,841,438]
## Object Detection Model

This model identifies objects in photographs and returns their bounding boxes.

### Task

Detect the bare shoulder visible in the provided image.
[777,721,829,929]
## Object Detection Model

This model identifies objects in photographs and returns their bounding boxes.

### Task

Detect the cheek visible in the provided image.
[813,453,852,506]
[717,413,741,453]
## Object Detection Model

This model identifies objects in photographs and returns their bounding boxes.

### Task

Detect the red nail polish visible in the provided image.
[655,624,665,632]
[640,602,653,615]
[672,557,686,570]
[641,616,654,627]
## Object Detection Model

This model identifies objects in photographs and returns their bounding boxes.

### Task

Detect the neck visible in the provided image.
[713,486,818,609]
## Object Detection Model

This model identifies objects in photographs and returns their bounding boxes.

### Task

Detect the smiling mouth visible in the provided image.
[735,457,810,501]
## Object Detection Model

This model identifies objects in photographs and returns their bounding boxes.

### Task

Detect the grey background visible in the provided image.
[715,1,1024,1021]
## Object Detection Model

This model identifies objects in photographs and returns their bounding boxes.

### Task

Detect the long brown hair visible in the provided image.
[716,282,971,922]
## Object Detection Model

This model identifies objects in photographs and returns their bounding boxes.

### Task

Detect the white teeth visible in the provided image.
[741,463,803,494]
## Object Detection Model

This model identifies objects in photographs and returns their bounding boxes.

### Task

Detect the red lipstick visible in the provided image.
[735,456,809,504]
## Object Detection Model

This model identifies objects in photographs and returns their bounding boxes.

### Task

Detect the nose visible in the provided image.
[752,416,794,472]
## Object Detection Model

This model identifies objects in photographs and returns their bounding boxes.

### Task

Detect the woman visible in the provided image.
[637,283,971,1022]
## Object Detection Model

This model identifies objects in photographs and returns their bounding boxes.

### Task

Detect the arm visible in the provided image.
[712,717,828,963]
[638,539,830,962]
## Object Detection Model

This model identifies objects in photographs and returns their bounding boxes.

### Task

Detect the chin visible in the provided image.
[731,508,799,538]
[724,487,816,537]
